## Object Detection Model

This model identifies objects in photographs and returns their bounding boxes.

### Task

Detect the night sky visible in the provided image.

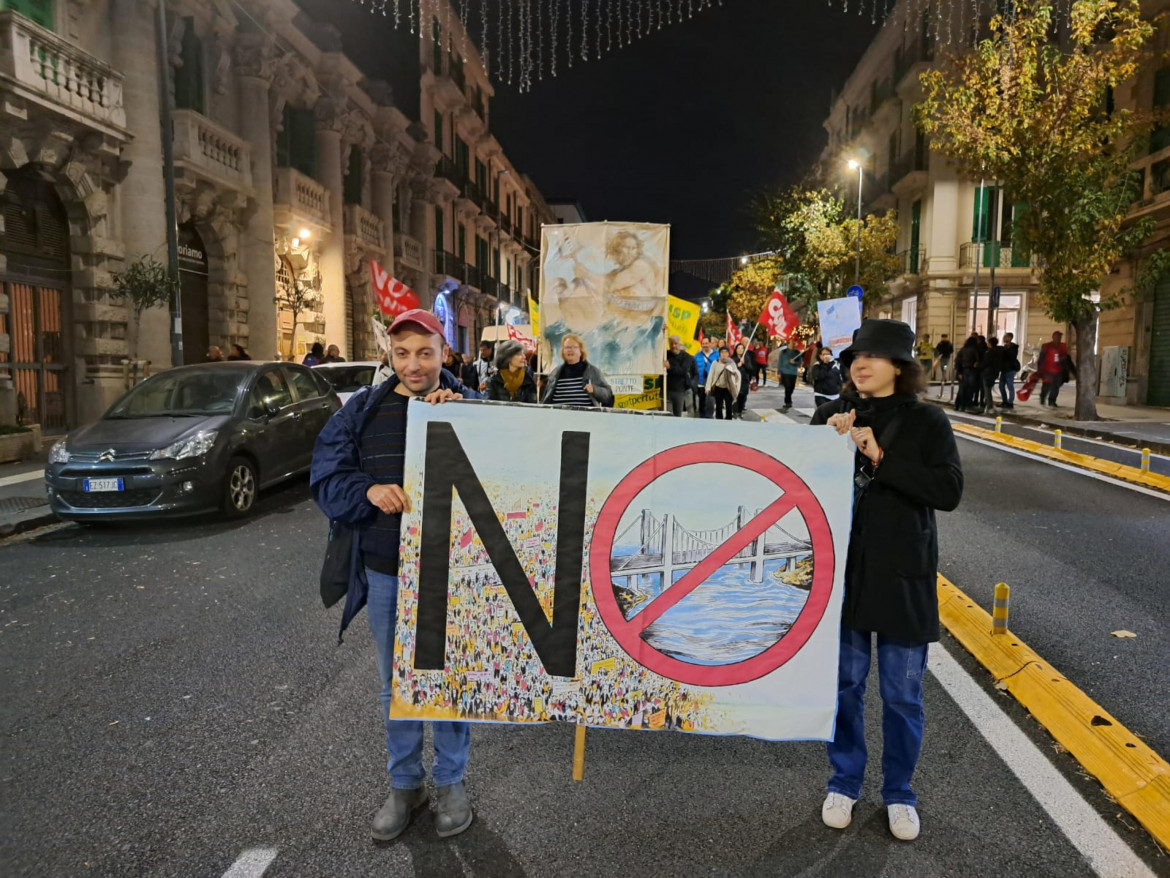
[312,1,882,259]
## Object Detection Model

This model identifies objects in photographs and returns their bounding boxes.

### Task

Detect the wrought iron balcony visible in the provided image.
[959,241,1037,270]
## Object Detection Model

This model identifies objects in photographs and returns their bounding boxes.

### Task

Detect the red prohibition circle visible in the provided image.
[589,442,836,687]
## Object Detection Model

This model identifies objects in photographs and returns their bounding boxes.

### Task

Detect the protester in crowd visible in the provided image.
[998,332,1020,408]
[776,340,803,412]
[302,342,325,367]
[442,348,461,376]
[754,342,770,386]
[979,337,1004,414]
[705,346,741,420]
[472,341,495,392]
[932,334,954,383]
[1038,330,1076,407]
[664,335,696,417]
[973,335,989,408]
[811,318,963,843]
[373,351,392,387]
[953,336,981,412]
[694,336,719,419]
[226,344,250,361]
[916,335,933,377]
[541,334,614,408]
[458,351,479,390]
[808,347,843,409]
[486,339,538,404]
[321,344,346,364]
[310,309,481,843]
[205,345,225,362]
[733,342,752,418]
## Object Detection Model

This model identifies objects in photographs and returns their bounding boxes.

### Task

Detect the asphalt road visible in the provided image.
[1,439,1165,875]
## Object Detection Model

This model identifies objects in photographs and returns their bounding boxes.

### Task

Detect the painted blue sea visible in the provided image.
[613,555,811,666]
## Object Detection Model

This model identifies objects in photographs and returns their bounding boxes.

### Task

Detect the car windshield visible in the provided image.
[318,365,375,394]
[106,369,246,418]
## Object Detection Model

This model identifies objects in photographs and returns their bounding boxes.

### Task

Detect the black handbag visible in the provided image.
[320,520,353,608]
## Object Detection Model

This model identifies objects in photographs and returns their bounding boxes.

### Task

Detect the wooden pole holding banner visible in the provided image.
[572,725,587,781]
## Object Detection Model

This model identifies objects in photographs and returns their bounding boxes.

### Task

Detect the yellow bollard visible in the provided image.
[992,582,1011,635]
[572,725,587,781]
[1141,448,1152,473]
[1054,429,1063,450]
[995,416,1003,433]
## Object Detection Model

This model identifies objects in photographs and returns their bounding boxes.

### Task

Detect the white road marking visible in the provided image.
[956,432,1170,501]
[221,847,278,878]
[0,469,44,489]
[929,643,1155,878]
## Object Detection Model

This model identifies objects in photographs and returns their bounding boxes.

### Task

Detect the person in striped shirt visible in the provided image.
[540,334,614,408]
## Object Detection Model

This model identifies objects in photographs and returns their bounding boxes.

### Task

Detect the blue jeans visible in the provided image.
[999,370,1018,404]
[366,568,471,790]
[827,626,929,807]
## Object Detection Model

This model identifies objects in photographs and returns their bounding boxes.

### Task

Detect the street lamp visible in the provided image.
[847,159,863,286]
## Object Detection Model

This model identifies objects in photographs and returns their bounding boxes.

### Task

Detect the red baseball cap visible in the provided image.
[388,308,444,338]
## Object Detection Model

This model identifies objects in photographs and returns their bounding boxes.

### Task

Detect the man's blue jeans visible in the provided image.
[366,568,471,790]
[827,626,928,807]
[999,369,1018,404]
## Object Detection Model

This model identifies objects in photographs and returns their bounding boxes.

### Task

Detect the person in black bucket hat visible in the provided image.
[810,318,964,843]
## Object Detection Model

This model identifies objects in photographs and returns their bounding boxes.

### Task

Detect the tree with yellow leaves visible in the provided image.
[726,257,784,329]
[918,0,1158,420]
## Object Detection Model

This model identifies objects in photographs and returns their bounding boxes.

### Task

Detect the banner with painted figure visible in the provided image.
[539,222,670,409]
[817,296,863,355]
[391,403,853,741]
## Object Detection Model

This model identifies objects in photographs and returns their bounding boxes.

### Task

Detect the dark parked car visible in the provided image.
[45,362,341,521]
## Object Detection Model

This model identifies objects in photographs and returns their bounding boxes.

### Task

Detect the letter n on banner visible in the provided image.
[415,422,590,678]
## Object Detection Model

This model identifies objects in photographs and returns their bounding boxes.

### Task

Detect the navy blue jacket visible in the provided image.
[310,369,481,640]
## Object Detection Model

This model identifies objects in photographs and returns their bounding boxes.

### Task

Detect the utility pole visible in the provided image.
[987,183,1005,338]
[155,0,183,367]
[971,178,984,338]
[849,160,864,285]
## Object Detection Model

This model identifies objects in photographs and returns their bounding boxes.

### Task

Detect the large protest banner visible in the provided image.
[817,296,863,354]
[539,222,669,411]
[392,403,853,741]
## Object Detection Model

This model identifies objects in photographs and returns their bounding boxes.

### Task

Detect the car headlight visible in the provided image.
[149,430,219,461]
[48,440,71,464]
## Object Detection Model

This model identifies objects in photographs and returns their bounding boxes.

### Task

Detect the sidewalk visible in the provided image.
[0,450,56,538]
[925,379,1170,453]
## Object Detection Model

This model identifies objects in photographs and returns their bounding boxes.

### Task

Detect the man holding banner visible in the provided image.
[310,309,482,843]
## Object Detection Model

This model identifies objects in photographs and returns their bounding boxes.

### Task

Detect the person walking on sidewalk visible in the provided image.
[754,342,770,386]
[999,332,1020,408]
[733,343,753,418]
[1038,331,1076,407]
[932,334,954,384]
[665,335,696,417]
[811,319,963,843]
[953,336,981,412]
[776,340,804,412]
[808,347,844,409]
[694,337,719,419]
[980,337,1004,415]
[310,309,481,843]
[705,346,741,420]
[485,340,538,403]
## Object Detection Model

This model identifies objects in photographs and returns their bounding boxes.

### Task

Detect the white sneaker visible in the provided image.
[821,792,856,829]
[887,803,920,840]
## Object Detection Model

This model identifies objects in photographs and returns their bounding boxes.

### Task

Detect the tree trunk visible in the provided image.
[1072,314,1099,421]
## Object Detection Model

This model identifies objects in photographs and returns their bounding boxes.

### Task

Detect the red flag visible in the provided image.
[698,326,706,343]
[506,323,536,353]
[759,288,800,340]
[369,259,420,317]
[726,312,744,349]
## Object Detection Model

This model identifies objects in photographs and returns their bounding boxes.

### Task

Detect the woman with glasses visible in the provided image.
[541,334,614,408]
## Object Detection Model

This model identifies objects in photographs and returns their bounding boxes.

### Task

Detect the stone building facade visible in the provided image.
[0,0,553,430]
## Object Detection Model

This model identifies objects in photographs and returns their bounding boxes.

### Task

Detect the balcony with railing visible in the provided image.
[890,149,929,197]
[498,213,513,238]
[464,262,482,290]
[427,60,466,110]
[394,233,424,271]
[894,38,934,91]
[343,204,385,252]
[275,167,330,230]
[898,246,925,276]
[959,241,1037,270]
[0,10,126,130]
[172,109,252,191]
[434,250,465,279]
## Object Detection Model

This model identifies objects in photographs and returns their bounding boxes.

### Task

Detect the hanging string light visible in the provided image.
[350,0,722,92]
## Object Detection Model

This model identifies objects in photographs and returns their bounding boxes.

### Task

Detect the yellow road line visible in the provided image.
[937,574,1170,848]
[951,423,1170,492]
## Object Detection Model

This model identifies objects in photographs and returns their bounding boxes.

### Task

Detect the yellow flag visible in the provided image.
[667,295,701,354]
[529,296,540,336]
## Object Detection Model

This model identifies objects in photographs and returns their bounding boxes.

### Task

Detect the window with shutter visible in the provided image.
[173,18,204,113]
[1151,68,1170,153]
[278,107,317,178]
[910,200,921,274]
[2,0,53,30]
[344,147,362,206]
[434,205,445,253]
[434,110,444,154]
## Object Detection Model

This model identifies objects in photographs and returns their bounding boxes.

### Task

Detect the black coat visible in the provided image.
[811,394,963,643]
[485,368,538,404]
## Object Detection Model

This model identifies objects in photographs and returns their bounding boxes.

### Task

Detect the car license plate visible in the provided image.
[83,478,124,493]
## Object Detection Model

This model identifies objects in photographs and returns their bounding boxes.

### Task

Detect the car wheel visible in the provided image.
[223,456,258,517]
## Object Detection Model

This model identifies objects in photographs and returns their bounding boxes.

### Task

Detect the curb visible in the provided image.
[924,396,1170,456]
[0,510,60,539]
[937,574,1170,849]
[951,423,1170,493]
